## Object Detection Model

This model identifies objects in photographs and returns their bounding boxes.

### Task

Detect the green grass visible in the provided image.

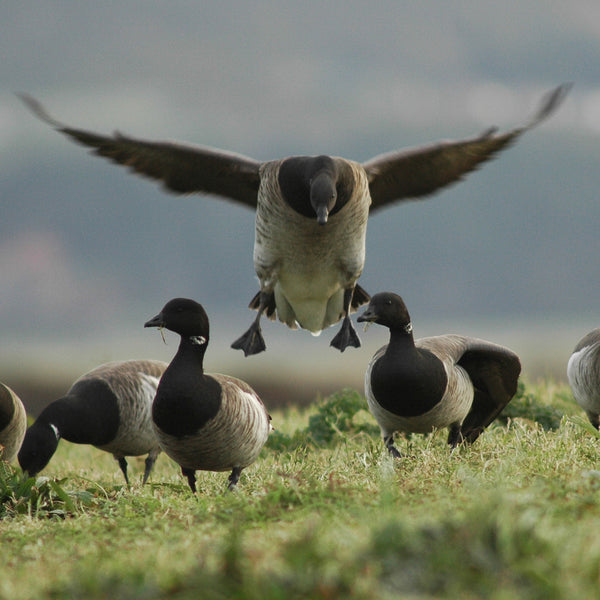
[2,380,600,599]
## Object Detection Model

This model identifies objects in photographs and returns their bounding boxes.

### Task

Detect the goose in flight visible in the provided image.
[20,84,570,356]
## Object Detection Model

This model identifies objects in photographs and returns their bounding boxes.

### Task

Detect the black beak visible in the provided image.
[315,205,329,225]
[144,313,164,328]
[357,306,377,323]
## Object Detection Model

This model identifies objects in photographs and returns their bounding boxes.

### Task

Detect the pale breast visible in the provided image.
[254,160,370,332]
[90,361,166,456]
[568,340,600,414]
[0,383,27,464]
[155,374,271,472]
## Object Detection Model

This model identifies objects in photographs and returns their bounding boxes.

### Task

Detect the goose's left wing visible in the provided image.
[457,340,522,443]
[363,84,570,212]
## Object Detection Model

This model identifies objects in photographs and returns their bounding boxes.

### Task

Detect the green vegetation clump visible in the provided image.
[266,388,379,451]
[498,379,568,430]
[0,461,95,519]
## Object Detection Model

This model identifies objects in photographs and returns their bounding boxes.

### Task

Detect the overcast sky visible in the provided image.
[2,2,600,391]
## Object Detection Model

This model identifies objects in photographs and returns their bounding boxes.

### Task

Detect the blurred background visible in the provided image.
[2,2,599,412]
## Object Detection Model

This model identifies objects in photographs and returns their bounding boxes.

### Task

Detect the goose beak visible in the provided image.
[357,306,377,323]
[357,306,378,331]
[144,313,164,328]
[315,205,329,225]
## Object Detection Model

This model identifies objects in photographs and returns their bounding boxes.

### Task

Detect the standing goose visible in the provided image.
[18,360,166,485]
[144,298,272,493]
[567,328,600,429]
[20,85,569,355]
[0,382,27,464]
[357,292,521,456]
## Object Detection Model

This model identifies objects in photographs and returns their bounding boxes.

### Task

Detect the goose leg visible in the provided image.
[330,287,361,352]
[116,456,130,487]
[227,466,243,491]
[142,448,160,485]
[447,424,464,448]
[384,434,402,458]
[231,291,274,356]
[586,410,600,430]
[182,467,197,493]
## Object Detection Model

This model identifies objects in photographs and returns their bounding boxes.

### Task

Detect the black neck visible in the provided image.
[37,382,120,445]
[152,336,221,437]
[178,335,208,362]
[387,326,415,349]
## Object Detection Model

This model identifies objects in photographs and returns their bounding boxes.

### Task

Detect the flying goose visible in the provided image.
[18,360,167,485]
[144,298,272,493]
[20,85,569,355]
[0,382,27,464]
[357,292,521,456]
[567,328,600,429]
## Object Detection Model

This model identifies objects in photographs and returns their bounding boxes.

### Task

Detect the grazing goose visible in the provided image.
[0,382,27,464]
[567,328,600,429]
[144,298,272,493]
[18,360,167,485]
[357,292,521,456]
[20,85,569,355]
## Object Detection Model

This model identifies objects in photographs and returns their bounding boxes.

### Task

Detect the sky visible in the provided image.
[2,2,600,398]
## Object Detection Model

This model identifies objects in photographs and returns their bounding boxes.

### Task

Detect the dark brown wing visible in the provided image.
[19,94,262,208]
[457,342,522,443]
[363,84,571,212]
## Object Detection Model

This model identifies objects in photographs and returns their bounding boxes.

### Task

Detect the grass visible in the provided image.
[2,379,600,599]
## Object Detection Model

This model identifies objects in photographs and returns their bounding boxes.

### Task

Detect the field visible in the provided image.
[2,380,600,599]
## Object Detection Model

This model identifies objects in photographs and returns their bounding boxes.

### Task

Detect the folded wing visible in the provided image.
[456,340,521,443]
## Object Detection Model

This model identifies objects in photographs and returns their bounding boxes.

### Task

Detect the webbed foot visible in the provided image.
[231,323,266,356]
[330,316,361,352]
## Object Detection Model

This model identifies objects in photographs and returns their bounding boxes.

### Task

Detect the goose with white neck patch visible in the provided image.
[358,292,521,456]
[144,298,272,493]
[20,85,570,356]
[0,382,27,464]
[18,360,166,485]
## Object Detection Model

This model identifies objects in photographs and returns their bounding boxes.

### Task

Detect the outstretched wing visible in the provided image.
[363,84,571,212]
[19,94,262,208]
[457,341,522,443]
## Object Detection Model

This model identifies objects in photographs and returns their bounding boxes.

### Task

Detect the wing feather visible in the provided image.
[363,84,571,212]
[19,94,261,208]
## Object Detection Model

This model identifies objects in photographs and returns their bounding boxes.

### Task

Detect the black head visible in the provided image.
[18,422,60,476]
[357,292,413,334]
[278,155,353,225]
[144,298,210,341]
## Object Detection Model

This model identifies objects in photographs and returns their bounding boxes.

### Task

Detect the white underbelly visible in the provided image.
[274,268,346,333]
